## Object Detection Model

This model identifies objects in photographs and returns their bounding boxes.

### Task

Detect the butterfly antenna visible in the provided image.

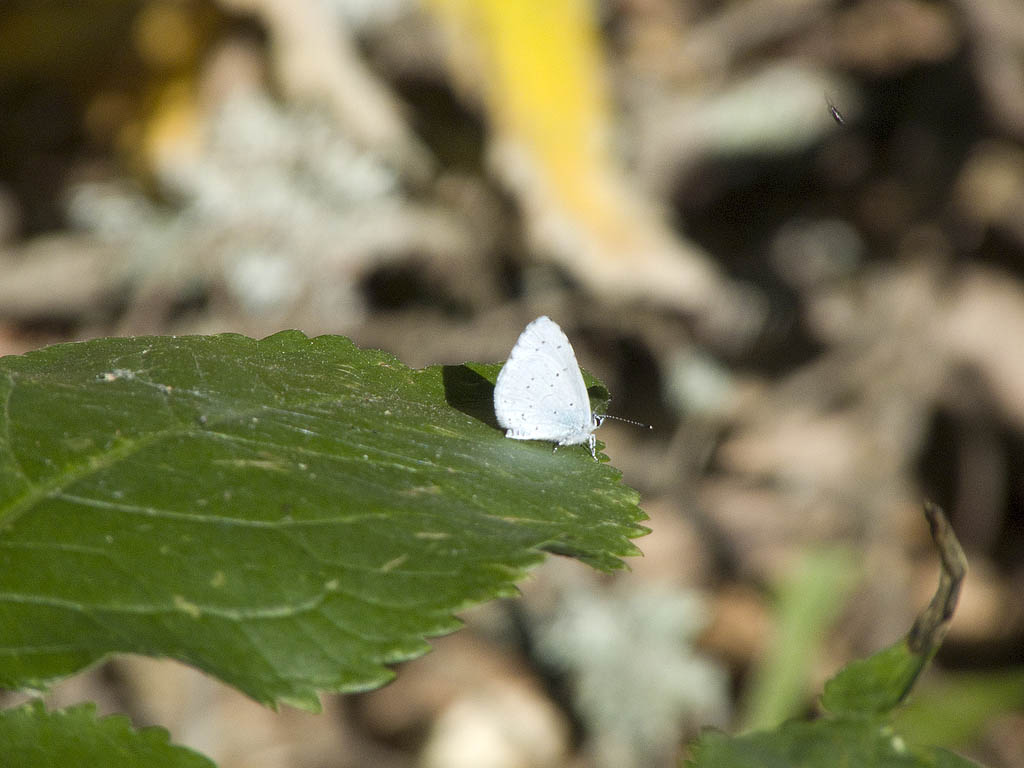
[596,414,652,430]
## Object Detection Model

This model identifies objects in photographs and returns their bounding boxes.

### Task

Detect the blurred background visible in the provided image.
[2,0,1024,766]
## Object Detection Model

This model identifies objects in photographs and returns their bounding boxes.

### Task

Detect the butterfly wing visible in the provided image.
[494,316,596,446]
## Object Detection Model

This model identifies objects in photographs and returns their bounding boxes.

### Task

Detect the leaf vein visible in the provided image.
[0,590,328,621]
[54,493,388,526]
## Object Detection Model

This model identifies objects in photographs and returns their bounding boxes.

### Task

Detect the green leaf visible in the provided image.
[687,717,981,768]
[686,503,981,768]
[0,701,214,768]
[821,503,967,717]
[820,640,927,717]
[0,331,646,709]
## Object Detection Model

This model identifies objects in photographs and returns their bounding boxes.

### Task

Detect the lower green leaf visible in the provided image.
[0,701,214,768]
[687,503,981,768]
[821,503,967,717]
[687,717,979,768]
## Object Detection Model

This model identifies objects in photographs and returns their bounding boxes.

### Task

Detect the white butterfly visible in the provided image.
[494,316,604,459]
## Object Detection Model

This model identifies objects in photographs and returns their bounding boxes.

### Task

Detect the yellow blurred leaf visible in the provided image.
[425,0,723,311]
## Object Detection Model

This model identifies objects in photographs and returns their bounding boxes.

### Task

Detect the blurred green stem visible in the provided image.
[740,546,860,731]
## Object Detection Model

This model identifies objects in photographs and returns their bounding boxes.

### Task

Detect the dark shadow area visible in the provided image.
[442,364,500,430]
